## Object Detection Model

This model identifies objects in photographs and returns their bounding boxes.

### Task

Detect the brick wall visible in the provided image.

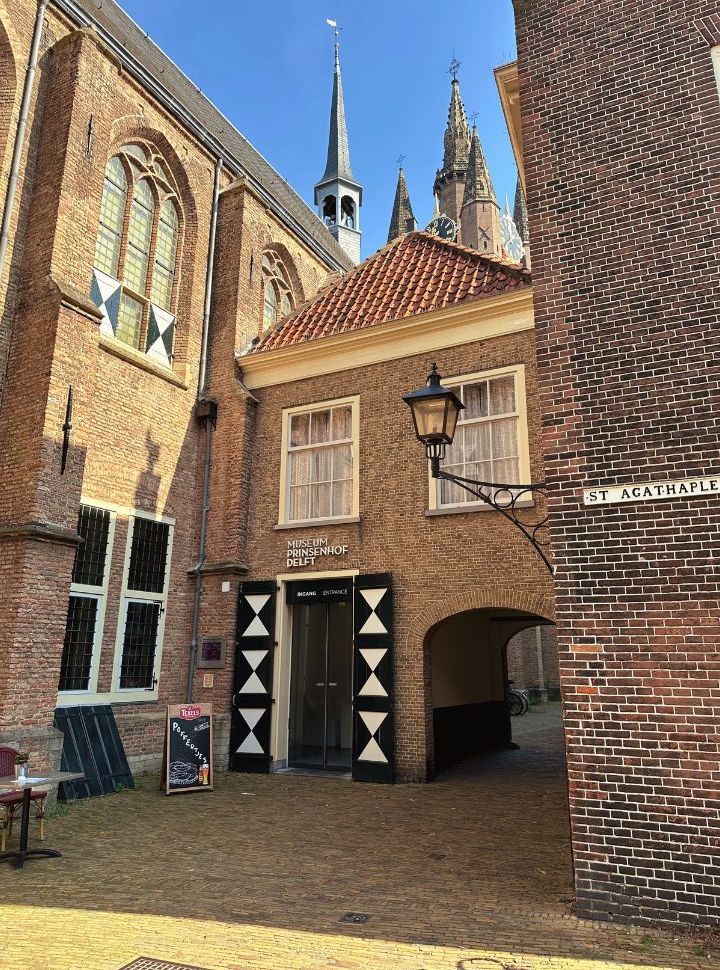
[514,0,720,926]
[0,2,335,775]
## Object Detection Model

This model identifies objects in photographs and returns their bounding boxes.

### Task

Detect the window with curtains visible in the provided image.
[93,144,180,363]
[262,250,293,332]
[437,366,529,508]
[58,505,115,694]
[282,399,358,523]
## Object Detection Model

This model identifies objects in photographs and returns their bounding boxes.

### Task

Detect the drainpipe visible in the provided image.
[186,158,222,703]
[197,158,222,400]
[0,0,49,289]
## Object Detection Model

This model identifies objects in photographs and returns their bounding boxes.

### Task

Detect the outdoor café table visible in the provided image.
[0,771,84,869]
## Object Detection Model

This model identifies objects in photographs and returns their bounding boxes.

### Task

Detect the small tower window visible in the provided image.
[322,195,337,227]
[340,195,355,229]
[261,250,294,332]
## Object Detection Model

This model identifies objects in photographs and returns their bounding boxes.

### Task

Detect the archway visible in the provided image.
[426,606,556,773]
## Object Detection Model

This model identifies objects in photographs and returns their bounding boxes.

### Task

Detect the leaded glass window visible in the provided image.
[261,250,293,332]
[92,143,180,362]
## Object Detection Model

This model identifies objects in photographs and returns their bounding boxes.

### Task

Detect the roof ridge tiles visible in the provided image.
[245,231,531,356]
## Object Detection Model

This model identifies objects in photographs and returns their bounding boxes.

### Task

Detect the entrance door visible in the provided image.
[288,600,353,770]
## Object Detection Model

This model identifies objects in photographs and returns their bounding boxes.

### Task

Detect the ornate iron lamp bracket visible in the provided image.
[430,458,554,575]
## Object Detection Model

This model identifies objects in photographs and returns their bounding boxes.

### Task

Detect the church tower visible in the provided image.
[459,124,501,255]
[314,29,362,264]
[432,76,471,226]
[387,165,417,243]
[513,177,531,268]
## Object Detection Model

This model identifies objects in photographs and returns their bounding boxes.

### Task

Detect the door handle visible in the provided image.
[315,682,325,687]
[328,682,338,687]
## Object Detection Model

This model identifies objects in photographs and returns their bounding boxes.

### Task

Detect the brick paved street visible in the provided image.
[0,705,716,970]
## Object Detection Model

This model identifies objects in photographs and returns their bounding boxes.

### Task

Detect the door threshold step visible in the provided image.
[272,767,351,779]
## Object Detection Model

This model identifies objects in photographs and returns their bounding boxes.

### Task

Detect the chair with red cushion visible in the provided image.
[0,746,47,852]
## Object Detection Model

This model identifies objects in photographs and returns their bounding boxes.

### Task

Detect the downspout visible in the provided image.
[0,0,49,289]
[186,157,222,703]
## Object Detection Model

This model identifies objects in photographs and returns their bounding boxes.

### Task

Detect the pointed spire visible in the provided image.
[387,167,417,243]
[321,37,353,182]
[462,124,497,208]
[442,78,471,173]
[513,178,529,244]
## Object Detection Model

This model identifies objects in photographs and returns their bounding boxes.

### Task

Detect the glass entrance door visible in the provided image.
[288,601,353,770]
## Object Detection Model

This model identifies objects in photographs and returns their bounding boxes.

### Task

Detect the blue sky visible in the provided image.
[119,0,518,259]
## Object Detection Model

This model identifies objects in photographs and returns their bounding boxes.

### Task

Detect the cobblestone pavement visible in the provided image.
[1,705,717,970]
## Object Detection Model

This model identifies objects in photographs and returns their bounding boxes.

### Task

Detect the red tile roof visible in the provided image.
[246,232,531,355]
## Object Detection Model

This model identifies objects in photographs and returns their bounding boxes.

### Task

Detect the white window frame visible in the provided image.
[712,46,720,95]
[110,509,174,703]
[428,364,531,512]
[278,395,360,527]
[56,508,116,702]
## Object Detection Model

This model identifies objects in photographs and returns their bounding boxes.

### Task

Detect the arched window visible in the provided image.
[92,144,181,365]
[261,251,294,332]
[340,195,355,229]
[322,195,337,227]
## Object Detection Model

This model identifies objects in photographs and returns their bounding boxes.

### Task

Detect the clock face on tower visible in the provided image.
[425,214,457,241]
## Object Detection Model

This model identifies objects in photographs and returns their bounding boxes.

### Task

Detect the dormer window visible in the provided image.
[262,251,294,332]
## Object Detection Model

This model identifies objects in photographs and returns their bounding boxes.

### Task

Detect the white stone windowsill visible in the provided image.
[274,516,360,531]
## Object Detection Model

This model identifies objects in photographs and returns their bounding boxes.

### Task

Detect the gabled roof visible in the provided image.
[60,0,353,271]
[247,232,531,355]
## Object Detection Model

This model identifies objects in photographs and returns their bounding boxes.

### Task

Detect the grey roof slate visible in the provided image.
[58,0,353,271]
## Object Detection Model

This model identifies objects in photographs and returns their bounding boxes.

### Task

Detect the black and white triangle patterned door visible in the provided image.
[352,573,394,783]
[229,580,276,773]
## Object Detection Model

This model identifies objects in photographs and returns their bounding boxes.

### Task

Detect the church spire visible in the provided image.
[462,124,496,207]
[458,124,501,255]
[387,166,416,243]
[314,22,362,264]
[433,69,472,226]
[442,78,471,174]
[513,177,531,268]
[321,33,353,183]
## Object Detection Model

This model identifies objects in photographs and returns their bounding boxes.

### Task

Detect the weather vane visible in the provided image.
[396,154,406,167]
[326,18,340,41]
[448,57,461,80]
[470,110,479,125]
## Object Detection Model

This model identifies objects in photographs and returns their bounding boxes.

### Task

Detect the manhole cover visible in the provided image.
[120,960,213,970]
[339,912,370,924]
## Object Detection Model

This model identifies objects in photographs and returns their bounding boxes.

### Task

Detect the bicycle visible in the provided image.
[507,681,529,716]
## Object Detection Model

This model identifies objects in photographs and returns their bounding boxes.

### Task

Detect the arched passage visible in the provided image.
[425,604,556,774]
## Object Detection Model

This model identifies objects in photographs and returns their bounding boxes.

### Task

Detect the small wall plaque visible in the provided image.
[198,636,226,669]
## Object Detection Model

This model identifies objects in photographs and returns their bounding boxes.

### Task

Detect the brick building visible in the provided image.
[233,231,553,781]
[0,0,351,775]
[497,0,720,928]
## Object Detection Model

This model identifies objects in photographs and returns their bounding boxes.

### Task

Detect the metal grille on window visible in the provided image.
[58,596,99,692]
[72,506,111,586]
[128,518,169,593]
[119,601,161,689]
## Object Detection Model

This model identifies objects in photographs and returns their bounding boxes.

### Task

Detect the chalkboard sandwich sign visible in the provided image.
[165,704,213,795]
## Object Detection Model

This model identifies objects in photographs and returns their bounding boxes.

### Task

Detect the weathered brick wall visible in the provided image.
[240,323,554,781]
[514,0,720,926]
[0,1,338,774]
